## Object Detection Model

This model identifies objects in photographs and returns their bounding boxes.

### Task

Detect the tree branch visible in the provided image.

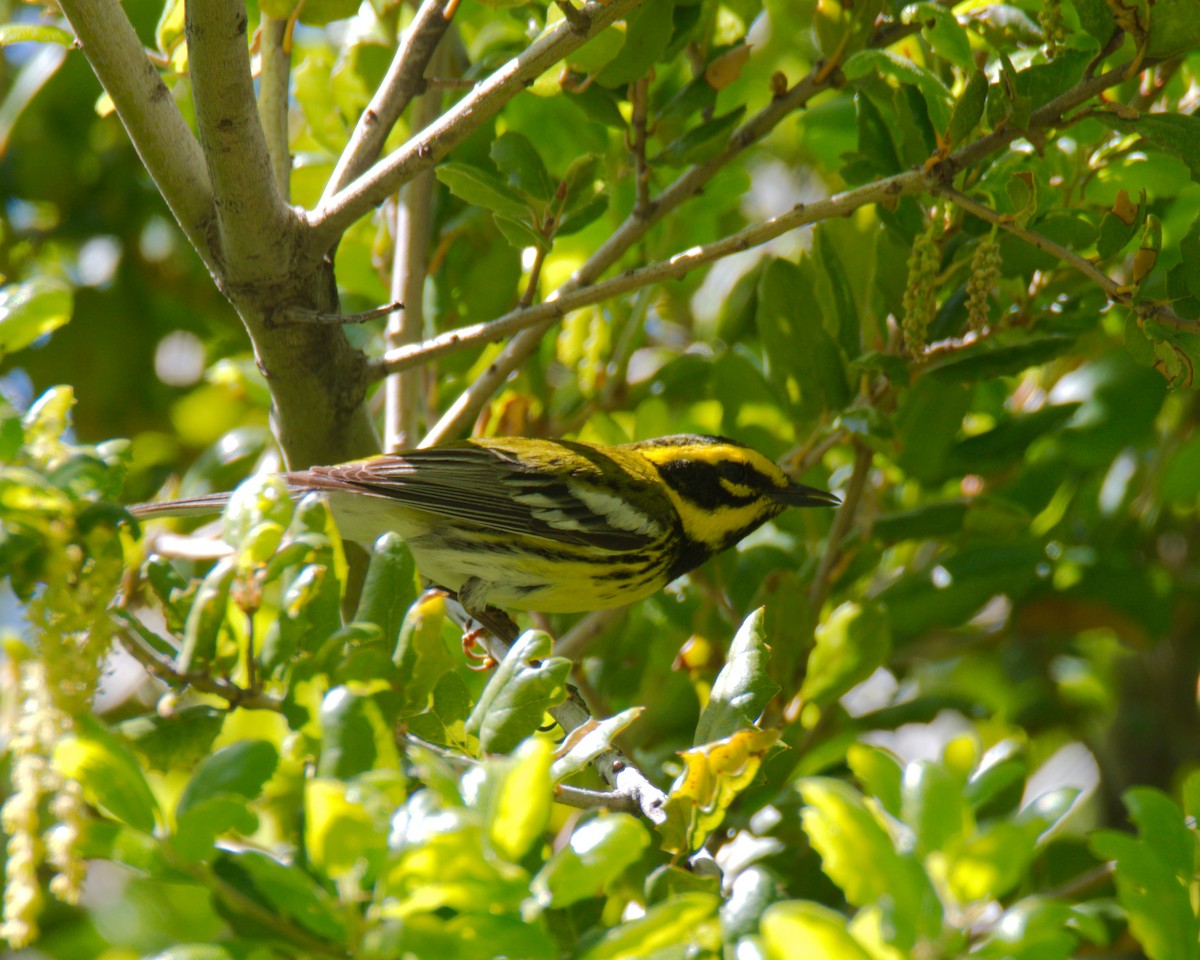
[411,60,1142,443]
[320,0,458,208]
[57,0,218,273]
[117,624,283,712]
[187,0,298,279]
[376,165,930,384]
[305,0,646,254]
[257,15,292,200]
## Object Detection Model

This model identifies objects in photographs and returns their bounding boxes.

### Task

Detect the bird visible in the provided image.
[130,434,840,619]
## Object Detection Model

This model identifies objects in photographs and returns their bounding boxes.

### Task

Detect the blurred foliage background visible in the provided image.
[4,0,1200,956]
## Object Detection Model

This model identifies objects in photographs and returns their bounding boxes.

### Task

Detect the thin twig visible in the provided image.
[320,0,458,208]
[554,784,640,813]
[381,166,930,383]
[808,442,873,614]
[386,39,446,451]
[179,857,347,957]
[629,77,651,217]
[286,300,404,325]
[554,606,629,660]
[553,0,591,32]
[306,0,646,254]
[939,185,1199,333]
[519,245,549,310]
[118,625,284,712]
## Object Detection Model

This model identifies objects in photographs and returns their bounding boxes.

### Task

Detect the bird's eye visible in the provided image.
[718,460,753,486]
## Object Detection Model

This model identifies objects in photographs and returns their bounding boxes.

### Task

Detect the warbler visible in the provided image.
[132,434,839,616]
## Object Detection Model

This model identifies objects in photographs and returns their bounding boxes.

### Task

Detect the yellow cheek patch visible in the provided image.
[718,478,755,499]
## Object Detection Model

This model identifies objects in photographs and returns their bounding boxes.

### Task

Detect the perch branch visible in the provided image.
[444,598,668,823]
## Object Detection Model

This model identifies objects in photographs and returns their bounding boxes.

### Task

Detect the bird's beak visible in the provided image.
[770,482,841,507]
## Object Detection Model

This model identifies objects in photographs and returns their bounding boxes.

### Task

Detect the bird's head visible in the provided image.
[627,435,840,569]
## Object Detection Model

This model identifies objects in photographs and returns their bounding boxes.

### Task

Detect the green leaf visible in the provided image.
[406,670,475,751]
[947,72,989,144]
[177,554,236,673]
[173,795,259,863]
[972,898,1085,960]
[556,193,608,237]
[800,601,891,710]
[465,630,570,754]
[925,335,1075,382]
[797,778,942,948]
[383,794,529,914]
[550,706,643,782]
[436,162,531,220]
[578,893,720,960]
[694,607,779,744]
[392,593,458,715]
[661,728,780,854]
[0,278,72,358]
[1122,787,1198,882]
[756,257,851,417]
[946,403,1081,475]
[1069,0,1117,45]
[531,813,650,908]
[176,740,278,818]
[117,706,225,773]
[812,224,862,358]
[905,4,974,71]
[594,0,677,88]
[846,744,904,818]
[353,532,417,645]
[761,900,875,960]
[1091,823,1200,960]
[483,737,553,861]
[0,23,75,47]
[213,848,347,943]
[946,820,1040,902]
[490,131,555,205]
[318,685,401,778]
[966,752,1029,819]
[53,715,160,834]
[494,214,548,251]
[305,777,389,877]
[878,542,1042,645]
[1105,113,1200,183]
[1145,0,1200,57]
[843,49,954,132]
[655,107,747,168]
[901,759,970,857]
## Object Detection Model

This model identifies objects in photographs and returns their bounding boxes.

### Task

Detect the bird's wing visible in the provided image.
[289,442,663,551]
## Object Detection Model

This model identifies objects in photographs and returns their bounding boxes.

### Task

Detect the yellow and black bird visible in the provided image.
[132,434,839,617]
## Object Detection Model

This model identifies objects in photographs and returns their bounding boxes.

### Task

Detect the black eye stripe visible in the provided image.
[655,458,765,508]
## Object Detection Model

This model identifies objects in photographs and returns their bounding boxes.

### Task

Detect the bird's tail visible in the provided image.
[128,491,235,521]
